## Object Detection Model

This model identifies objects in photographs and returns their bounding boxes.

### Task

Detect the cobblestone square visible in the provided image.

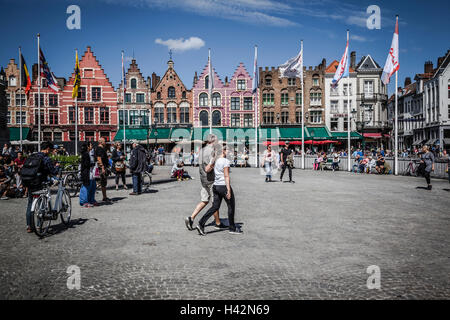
[0,167,449,299]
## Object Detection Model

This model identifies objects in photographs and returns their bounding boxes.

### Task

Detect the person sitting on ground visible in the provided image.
[0,166,11,200]
[171,160,191,180]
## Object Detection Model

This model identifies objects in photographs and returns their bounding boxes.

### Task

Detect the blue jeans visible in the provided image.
[80,179,97,205]
[26,193,33,227]
[132,173,142,193]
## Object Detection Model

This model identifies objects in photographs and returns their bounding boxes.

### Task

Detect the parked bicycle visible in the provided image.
[62,163,82,197]
[402,159,421,177]
[31,176,72,237]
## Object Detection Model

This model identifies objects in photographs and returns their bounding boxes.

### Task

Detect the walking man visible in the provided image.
[129,141,147,195]
[185,134,226,231]
[95,138,111,202]
[279,141,294,183]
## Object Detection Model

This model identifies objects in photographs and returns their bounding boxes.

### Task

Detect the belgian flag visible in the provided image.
[72,50,81,99]
[20,54,31,96]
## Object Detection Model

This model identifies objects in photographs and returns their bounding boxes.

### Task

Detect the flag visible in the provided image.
[279,49,303,78]
[39,48,60,92]
[208,49,214,98]
[331,38,349,88]
[381,17,400,85]
[72,51,81,99]
[252,46,259,94]
[20,54,31,96]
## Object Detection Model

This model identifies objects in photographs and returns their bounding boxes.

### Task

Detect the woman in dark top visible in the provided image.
[420,146,435,190]
[79,143,97,207]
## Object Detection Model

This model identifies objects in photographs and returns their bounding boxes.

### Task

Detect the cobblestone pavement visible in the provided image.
[1,166,449,300]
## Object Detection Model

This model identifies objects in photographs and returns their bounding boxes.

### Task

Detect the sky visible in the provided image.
[1,0,449,95]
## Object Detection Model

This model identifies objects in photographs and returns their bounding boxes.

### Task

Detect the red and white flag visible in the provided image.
[381,16,400,85]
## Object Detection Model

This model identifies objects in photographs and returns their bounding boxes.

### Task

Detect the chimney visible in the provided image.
[225,76,228,85]
[151,72,158,90]
[404,77,412,87]
[193,71,198,86]
[424,61,433,74]
[350,51,356,70]
[147,76,151,89]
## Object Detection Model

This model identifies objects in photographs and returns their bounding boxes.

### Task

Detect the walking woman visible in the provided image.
[262,145,274,182]
[79,143,97,207]
[420,145,435,190]
[196,145,242,235]
[112,143,127,190]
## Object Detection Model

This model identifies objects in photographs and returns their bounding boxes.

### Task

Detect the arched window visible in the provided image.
[130,78,137,89]
[157,92,161,99]
[212,110,221,126]
[9,76,16,87]
[212,92,221,106]
[182,91,186,99]
[205,76,209,89]
[199,110,209,126]
[199,93,208,107]
[265,75,272,86]
[168,86,176,99]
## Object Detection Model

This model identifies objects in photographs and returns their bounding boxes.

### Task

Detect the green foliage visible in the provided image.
[50,154,80,170]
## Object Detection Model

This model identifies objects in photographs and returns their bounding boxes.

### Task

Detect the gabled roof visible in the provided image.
[432,50,450,78]
[325,60,356,73]
[154,61,189,91]
[356,55,381,71]
[193,60,225,89]
[229,62,252,82]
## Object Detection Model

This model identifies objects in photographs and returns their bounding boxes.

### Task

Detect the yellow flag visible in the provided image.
[72,51,81,99]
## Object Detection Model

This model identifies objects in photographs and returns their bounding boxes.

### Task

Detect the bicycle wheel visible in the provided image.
[64,173,79,197]
[141,172,152,191]
[60,189,72,226]
[32,196,52,237]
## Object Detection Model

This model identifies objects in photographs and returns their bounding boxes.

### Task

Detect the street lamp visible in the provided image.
[355,103,373,151]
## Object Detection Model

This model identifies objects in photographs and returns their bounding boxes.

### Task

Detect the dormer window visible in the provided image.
[130,78,137,89]
[237,79,246,90]
[265,75,272,86]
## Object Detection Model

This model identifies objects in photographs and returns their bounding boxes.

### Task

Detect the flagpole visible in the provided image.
[208,48,212,135]
[122,50,126,157]
[301,40,305,169]
[37,33,41,152]
[19,47,23,151]
[75,49,78,156]
[394,15,399,176]
[347,30,351,172]
[254,45,259,168]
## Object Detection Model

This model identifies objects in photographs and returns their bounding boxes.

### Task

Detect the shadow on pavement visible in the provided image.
[41,218,89,239]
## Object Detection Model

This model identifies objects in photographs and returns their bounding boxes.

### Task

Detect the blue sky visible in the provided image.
[1,0,449,94]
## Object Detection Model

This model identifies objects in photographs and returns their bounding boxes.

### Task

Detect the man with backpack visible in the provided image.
[129,141,147,195]
[21,141,59,233]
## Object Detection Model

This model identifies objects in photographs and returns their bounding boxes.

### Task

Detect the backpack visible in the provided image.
[21,153,45,190]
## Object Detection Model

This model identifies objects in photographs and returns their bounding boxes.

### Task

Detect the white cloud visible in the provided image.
[155,37,205,52]
[350,34,368,42]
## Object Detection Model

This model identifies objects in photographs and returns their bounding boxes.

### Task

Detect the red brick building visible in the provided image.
[60,46,117,142]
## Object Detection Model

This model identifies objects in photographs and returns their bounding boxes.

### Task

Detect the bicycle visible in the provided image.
[30,177,72,237]
[62,164,82,197]
[141,162,154,192]
[402,159,421,177]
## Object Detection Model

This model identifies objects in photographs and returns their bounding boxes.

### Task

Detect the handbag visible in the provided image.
[93,164,100,179]
[115,161,125,172]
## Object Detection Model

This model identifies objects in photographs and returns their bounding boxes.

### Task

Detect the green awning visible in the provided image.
[149,128,172,140]
[258,128,280,141]
[306,127,332,140]
[9,127,30,141]
[279,127,309,140]
[113,128,149,141]
[331,131,363,140]
[191,127,228,142]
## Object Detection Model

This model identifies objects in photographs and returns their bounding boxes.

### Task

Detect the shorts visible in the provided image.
[200,183,213,202]
[99,173,108,187]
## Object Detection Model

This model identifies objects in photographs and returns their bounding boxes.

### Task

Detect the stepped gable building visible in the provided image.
[60,46,118,142]
[116,59,152,136]
[29,63,66,142]
[259,59,327,127]
[150,59,192,128]
[4,59,30,141]
[0,67,8,146]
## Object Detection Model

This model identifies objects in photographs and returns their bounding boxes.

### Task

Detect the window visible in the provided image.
[364,80,374,97]
[330,117,339,131]
[34,111,44,125]
[130,110,140,125]
[167,106,177,123]
[125,93,131,103]
[265,76,272,86]
[53,132,62,141]
[205,76,209,89]
[199,93,208,107]
[84,107,94,124]
[243,97,252,110]
[100,132,110,142]
[77,87,86,101]
[343,117,349,131]
[244,114,253,127]
[180,106,189,123]
[295,92,302,105]
[212,110,221,126]
[310,91,322,105]
[7,111,11,124]
[343,100,352,112]
[136,93,145,103]
[69,107,76,124]
[15,93,26,106]
[92,87,101,101]
[119,110,129,125]
[34,94,44,106]
[343,84,352,96]
[49,94,58,106]
[448,105,450,119]
[263,92,274,106]
[237,79,246,90]
[84,69,93,78]
[199,110,208,126]
[168,86,175,99]
[330,84,339,96]
[263,111,274,124]
[43,132,52,141]
[9,76,16,86]
[231,114,240,127]
[85,132,95,141]
[154,107,164,123]
[139,110,149,125]
[281,92,289,106]
[130,78,137,89]
[182,91,186,99]
[6,94,10,106]
[231,97,240,110]
[281,111,289,124]
[16,111,26,125]
[310,111,322,124]
[295,111,302,123]
[288,78,296,86]
[49,110,58,125]
[312,77,319,86]
[157,92,161,100]
[100,107,109,124]
[330,100,339,113]
[212,93,221,106]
